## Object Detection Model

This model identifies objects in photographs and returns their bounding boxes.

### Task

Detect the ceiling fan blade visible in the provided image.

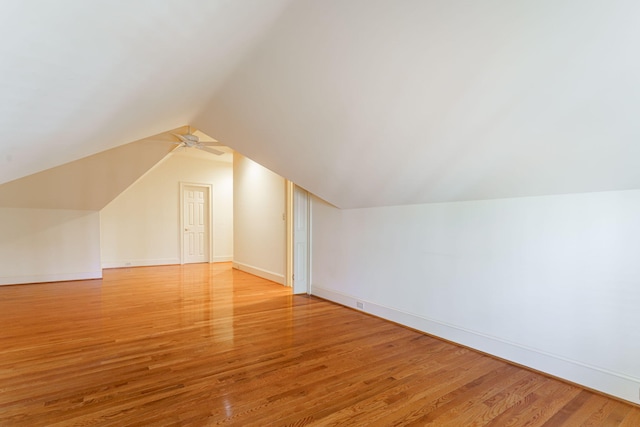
[172,133,188,143]
[198,140,224,147]
[198,146,225,155]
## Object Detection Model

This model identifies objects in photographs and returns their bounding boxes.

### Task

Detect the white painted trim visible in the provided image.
[101,258,181,269]
[102,256,231,269]
[307,193,313,295]
[0,271,103,286]
[312,285,640,406]
[179,182,213,264]
[211,256,233,263]
[292,185,311,295]
[285,181,294,287]
[232,261,285,285]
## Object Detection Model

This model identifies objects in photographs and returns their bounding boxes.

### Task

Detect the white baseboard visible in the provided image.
[211,256,233,263]
[312,285,640,406]
[232,262,285,285]
[103,256,232,269]
[0,270,103,286]
[102,258,180,269]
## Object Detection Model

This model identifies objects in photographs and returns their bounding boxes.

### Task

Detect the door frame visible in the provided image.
[285,181,311,294]
[179,182,213,264]
[286,181,293,287]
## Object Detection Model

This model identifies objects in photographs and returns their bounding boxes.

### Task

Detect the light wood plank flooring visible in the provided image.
[0,263,638,426]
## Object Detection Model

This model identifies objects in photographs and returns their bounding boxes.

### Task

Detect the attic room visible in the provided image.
[1,0,640,425]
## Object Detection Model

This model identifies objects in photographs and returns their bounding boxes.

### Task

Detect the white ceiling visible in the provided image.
[0,0,287,183]
[2,0,640,209]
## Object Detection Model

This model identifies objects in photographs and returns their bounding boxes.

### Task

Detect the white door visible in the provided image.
[292,185,309,294]
[182,184,210,264]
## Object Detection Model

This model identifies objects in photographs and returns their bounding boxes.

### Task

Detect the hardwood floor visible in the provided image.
[0,263,638,426]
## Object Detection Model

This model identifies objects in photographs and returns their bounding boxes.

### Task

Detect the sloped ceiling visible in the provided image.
[2,1,640,209]
[0,0,289,185]
[195,0,640,208]
[0,130,179,210]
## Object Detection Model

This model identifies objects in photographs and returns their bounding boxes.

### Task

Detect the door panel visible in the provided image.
[183,185,210,264]
[292,185,309,294]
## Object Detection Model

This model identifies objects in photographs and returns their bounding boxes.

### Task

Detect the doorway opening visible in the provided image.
[286,181,310,294]
[180,182,212,264]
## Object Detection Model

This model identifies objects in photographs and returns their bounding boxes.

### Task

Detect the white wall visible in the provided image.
[100,153,233,268]
[311,189,640,405]
[0,208,101,285]
[233,154,286,284]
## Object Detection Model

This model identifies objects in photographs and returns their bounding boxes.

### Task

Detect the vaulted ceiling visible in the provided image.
[2,0,640,209]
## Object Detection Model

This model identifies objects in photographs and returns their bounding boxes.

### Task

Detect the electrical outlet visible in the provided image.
[125,262,132,267]
[356,301,364,310]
